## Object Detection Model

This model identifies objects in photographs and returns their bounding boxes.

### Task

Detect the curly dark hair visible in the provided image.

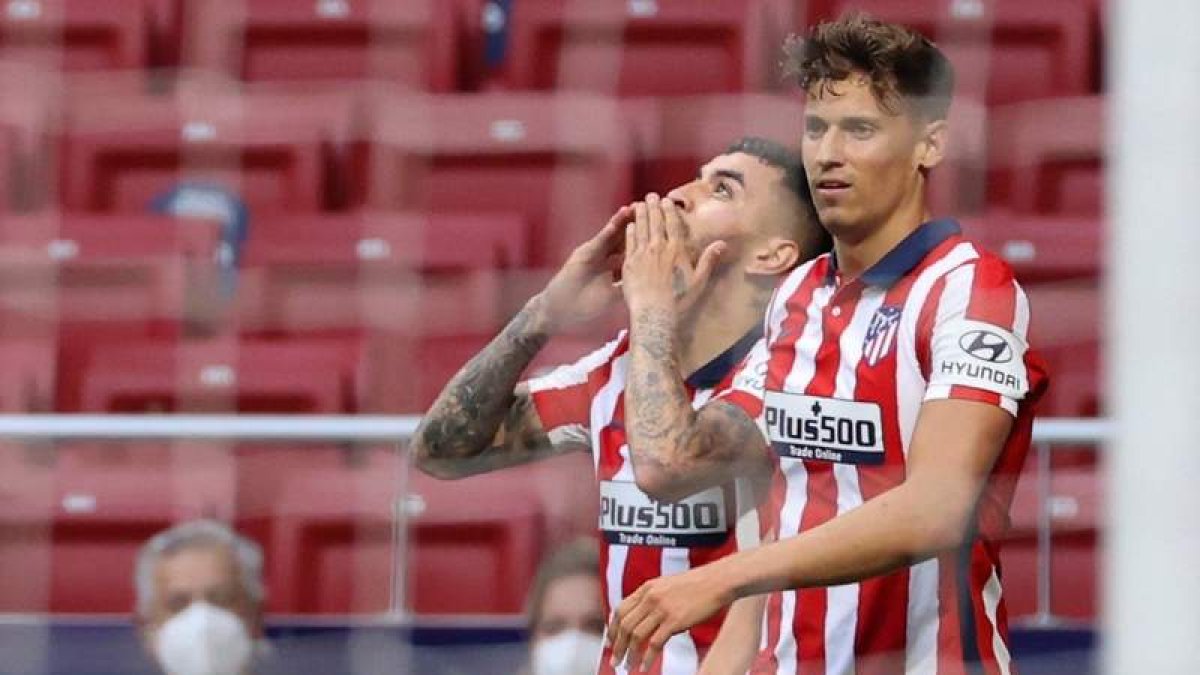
[783,12,955,120]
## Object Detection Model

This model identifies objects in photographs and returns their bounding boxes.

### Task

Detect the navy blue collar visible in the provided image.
[685,327,762,389]
[827,219,961,288]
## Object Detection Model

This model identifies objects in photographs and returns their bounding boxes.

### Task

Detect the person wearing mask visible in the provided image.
[134,519,266,675]
[524,539,607,675]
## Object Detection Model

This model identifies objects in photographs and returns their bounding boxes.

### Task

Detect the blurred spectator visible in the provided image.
[523,538,605,675]
[134,519,267,675]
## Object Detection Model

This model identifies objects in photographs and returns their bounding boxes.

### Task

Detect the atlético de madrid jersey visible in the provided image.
[527,329,767,675]
[718,219,1050,675]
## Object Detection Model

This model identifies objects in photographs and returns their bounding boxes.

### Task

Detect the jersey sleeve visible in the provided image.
[523,333,625,448]
[922,256,1040,416]
[712,335,771,441]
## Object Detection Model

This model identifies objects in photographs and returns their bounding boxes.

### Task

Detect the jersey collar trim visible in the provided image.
[686,327,762,390]
[827,218,962,288]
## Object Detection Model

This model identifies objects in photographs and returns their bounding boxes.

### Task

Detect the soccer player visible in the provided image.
[411,138,829,674]
[608,15,1050,674]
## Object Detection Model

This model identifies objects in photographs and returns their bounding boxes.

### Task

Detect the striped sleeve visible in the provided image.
[922,256,1033,416]
[524,332,625,448]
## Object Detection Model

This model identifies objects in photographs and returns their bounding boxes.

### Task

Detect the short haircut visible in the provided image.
[525,538,599,633]
[134,519,265,618]
[783,12,955,121]
[725,136,831,257]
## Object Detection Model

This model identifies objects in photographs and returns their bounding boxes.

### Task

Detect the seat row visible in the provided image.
[0,0,1101,102]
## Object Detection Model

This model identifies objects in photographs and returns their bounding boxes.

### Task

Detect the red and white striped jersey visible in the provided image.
[719,219,1049,675]
[527,329,766,675]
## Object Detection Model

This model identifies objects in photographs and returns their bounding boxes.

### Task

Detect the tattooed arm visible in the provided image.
[625,304,770,501]
[620,196,771,501]
[411,207,632,479]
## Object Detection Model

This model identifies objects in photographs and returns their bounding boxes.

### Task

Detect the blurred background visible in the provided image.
[0,0,1103,673]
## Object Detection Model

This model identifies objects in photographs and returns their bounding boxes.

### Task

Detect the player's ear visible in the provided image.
[746,237,799,277]
[916,118,948,171]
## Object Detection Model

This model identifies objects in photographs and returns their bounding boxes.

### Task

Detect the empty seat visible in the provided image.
[69,337,357,413]
[632,93,802,195]
[1003,464,1101,620]
[0,212,223,336]
[406,468,545,614]
[353,92,634,266]
[0,340,55,411]
[1023,280,1102,418]
[0,0,148,72]
[961,213,1101,282]
[505,0,783,96]
[58,89,339,214]
[832,0,1095,105]
[181,0,460,90]
[987,96,1104,216]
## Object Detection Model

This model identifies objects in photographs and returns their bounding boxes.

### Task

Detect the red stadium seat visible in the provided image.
[505,0,785,96]
[0,212,223,337]
[987,96,1104,216]
[58,89,340,214]
[181,0,460,91]
[70,338,357,413]
[0,0,148,72]
[0,442,55,611]
[353,92,634,266]
[633,94,803,196]
[406,468,545,614]
[830,0,1095,105]
[1023,280,1102,418]
[0,340,56,411]
[961,213,1101,283]
[1003,464,1101,620]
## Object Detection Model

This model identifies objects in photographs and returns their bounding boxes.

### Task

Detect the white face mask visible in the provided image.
[531,629,604,675]
[154,601,253,675]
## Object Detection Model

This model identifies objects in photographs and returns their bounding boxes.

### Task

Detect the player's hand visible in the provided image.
[620,193,724,316]
[606,564,735,672]
[531,205,632,333]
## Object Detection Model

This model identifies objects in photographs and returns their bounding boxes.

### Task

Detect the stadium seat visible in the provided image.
[0,442,55,611]
[632,94,803,196]
[1003,464,1101,620]
[987,96,1104,216]
[69,337,357,414]
[961,213,1101,283]
[353,92,634,266]
[180,0,460,91]
[0,340,56,411]
[406,467,545,614]
[0,0,148,72]
[1023,280,1102,418]
[0,212,223,337]
[504,0,784,96]
[58,89,339,214]
[830,0,1095,105]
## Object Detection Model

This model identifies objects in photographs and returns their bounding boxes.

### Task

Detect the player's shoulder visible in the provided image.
[931,235,1022,291]
[773,252,832,303]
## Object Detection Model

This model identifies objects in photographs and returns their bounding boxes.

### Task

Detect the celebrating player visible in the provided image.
[410,137,829,674]
[609,15,1050,674]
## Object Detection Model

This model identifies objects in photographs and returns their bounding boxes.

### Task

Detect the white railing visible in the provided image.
[0,414,1105,626]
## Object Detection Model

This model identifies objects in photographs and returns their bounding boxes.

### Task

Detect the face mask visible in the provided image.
[532,629,604,675]
[154,601,253,675]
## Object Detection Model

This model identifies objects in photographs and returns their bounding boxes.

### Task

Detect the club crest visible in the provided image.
[862,305,902,366]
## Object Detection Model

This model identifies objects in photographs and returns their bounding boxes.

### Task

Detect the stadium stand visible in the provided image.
[0,0,148,72]
[351,91,634,266]
[827,0,1096,104]
[178,0,462,91]
[987,95,1105,216]
[961,213,1101,283]
[504,0,790,95]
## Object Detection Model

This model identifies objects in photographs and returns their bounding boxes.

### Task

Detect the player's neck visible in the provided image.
[674,274,770,377]
[835,190,929,281]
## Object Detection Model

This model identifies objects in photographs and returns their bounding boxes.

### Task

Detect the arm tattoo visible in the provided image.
[413,300,557,477]
[627,306,769,499]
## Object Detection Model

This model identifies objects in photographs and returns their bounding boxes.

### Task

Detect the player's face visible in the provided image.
[802,74,927,238]
[664,151,789,266]
[532,573,606,641]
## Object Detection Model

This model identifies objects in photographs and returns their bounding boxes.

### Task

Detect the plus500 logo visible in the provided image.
[599,498,721,531]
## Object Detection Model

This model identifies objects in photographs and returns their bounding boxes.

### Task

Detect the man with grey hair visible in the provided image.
[134,519,266,675]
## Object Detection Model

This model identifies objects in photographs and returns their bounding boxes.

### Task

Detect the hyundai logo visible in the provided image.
[958,330,1013,363]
